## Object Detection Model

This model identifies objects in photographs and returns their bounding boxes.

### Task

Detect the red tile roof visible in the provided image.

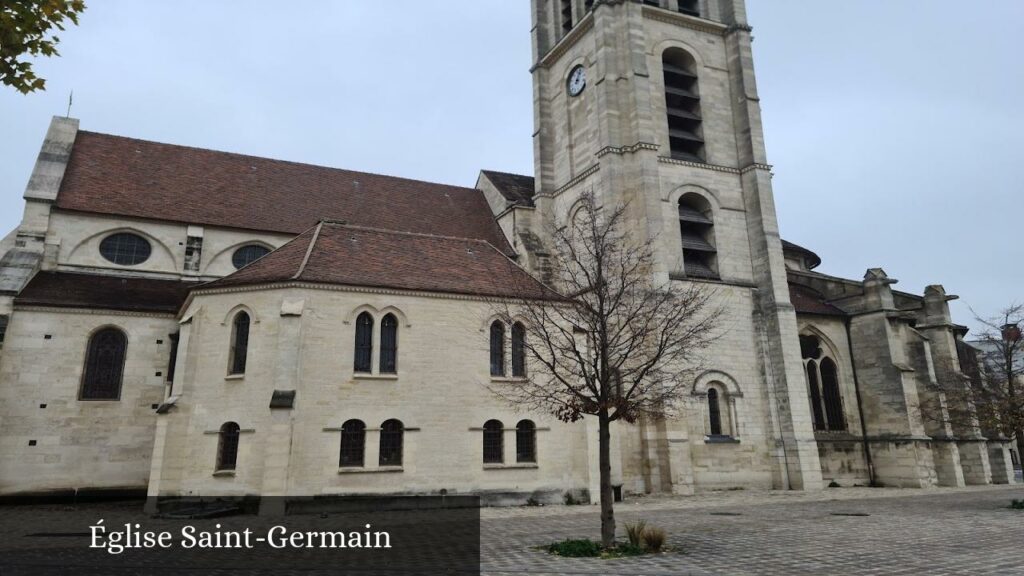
[788,282,846,317]
[205,222,557,300]
[55,131,513,253]
[16,272,194,314]
[480,170,536,207]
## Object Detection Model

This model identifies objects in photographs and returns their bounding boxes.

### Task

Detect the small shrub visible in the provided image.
[526,496,541,507]
[624,521,647,547]
[563,491,582,506]
[610,542,646,557]
[547,539,602,557]
[642,526,667,552]
[1011,499,1024,510]
[828,480,841,488]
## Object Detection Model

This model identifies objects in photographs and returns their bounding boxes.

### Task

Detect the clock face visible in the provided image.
[567,65,586,96]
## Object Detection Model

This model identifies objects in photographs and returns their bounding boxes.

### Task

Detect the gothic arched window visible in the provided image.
[800,334,847,432]
[216,422,240,471]
[354,312,374,373]
[339,419,366,467]
[80,327,128,400]
[663,48,704,162]
[678,193,718,279]
[228,311,250,375]
[379,419,404,466]
[516,420,536,463]
[380,314,398,374]
[707,388,723,435]
[483,419,504,464]
[511,322,526,378]
[490,322,506,377]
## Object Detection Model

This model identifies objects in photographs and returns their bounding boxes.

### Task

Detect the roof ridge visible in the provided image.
[75,129,482,195]
[481,169,534,179]
[293,221,325,280]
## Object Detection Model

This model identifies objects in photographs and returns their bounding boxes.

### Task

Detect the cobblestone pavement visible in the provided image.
[479,485,1024,575]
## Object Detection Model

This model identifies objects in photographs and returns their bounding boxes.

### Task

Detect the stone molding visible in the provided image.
[12,304,176,319]
[658,156,772,175]
[641,5,729,36]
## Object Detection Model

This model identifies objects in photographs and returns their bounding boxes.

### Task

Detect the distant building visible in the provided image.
[0,0,1015,504]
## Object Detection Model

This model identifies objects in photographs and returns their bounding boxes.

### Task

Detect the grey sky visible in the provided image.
[1,1,1021,333]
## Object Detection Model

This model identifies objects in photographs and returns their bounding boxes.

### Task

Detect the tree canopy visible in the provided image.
[1,0,86,93]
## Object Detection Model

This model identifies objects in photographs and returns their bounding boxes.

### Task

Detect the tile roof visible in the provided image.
[204,221,558,300]
[781,239,822,270]
[788,282,846,317]
[15,271,195,314]
[480,170,536,207]
[55,131,513,253]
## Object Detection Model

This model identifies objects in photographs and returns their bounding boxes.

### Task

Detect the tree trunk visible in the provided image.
[598,408,615,548]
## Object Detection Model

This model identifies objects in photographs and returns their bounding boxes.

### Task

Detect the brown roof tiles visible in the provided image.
[16,272,194,314]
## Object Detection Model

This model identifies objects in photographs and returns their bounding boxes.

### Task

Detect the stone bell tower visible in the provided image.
[527,0,824,490]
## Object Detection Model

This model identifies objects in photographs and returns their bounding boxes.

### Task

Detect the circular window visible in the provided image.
[99,233,152,266]
[232,244,271,269]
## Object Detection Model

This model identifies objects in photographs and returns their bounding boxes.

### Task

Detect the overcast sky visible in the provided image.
[1,1,1021,333]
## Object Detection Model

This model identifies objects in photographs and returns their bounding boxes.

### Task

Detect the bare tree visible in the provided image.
[490,192,722,547]
[921,304,1024,454]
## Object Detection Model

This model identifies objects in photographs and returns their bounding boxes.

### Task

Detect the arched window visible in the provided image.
[216,422,240,471]
[511,322,526,378]
[800,333,847,432]
[99,232,151,266]
[231,245,271,269]
[820,357,846,431]
[380,314,398,374]
[80,327,128,400]
[678,194,717,279]
[707,388,723,435]
[228,311,250,375]
[516,420,536,463]
[354,312,373,373]
[490,322,505,377]
[339,419,366,467]
[483,419,504,464]
[663,48,704,162]
[379,419,404,466]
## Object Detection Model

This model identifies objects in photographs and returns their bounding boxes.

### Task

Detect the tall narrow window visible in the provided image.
[678,194,718,279]
[483,419,504,464]
[380,314,398,374]
[490,322,506,377]
[560,0,573,35]
[228,312,250,375]
[80,327,127,400]
[379,419,404,466]
[339,419,366,467]
[216,422,240,471]
[516,420,536,463]
[678,0,700,17]
[806,360,826,431]
[663,48,704,162]
[511,322,526,377]
[707,388,723,435]
[354,312,373,373]
[820,357,846,431]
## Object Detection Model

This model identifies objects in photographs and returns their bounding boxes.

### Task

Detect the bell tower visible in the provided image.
[529,0,824,490]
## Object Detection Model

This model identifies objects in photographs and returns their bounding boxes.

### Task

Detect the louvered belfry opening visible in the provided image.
[678,0,700,17]
[663,48,705,163]
[678,194,718,279]
[561,0,573,35]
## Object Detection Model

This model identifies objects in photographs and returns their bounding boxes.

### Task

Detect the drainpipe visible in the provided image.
[845,320,876,486]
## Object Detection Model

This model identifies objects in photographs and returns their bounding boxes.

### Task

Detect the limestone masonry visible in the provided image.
[0,0,1017,505]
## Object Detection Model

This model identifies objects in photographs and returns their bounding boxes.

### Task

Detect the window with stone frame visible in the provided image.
[800,333,848,432]
[490,322,506,377]
[80,327,128,400]
[379,419,404,466]
[228,311,250,375]
[707,387,723,435]
[483,419,504,464]
[663,48,705,162]
[678,193,718,279]
[339,419,366,467]
[678,0,700,17]
[354,312,374,373]
[705,384,733,436]
[516,420,536,463]
[511,322,527,378]
[216,422,240,471]
[380,314,398,374]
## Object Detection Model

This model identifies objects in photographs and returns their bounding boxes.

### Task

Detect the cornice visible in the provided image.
[534,12,595,71]
[596,141,660,158]
[642,5,729,36]
[13,304,177,319]
[189,281,538,306]
[536,163,601,199]
[658,156,772,175]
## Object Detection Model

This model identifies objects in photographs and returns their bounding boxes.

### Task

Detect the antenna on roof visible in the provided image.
[66,90,73,118]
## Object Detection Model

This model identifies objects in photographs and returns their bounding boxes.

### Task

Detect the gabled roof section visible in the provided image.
[205,221,557,300]
[55,131,513,254]
[479,170,536,207]
[16,271,194,314]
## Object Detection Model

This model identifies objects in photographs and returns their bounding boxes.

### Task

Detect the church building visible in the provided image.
[0,0,1016,505]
